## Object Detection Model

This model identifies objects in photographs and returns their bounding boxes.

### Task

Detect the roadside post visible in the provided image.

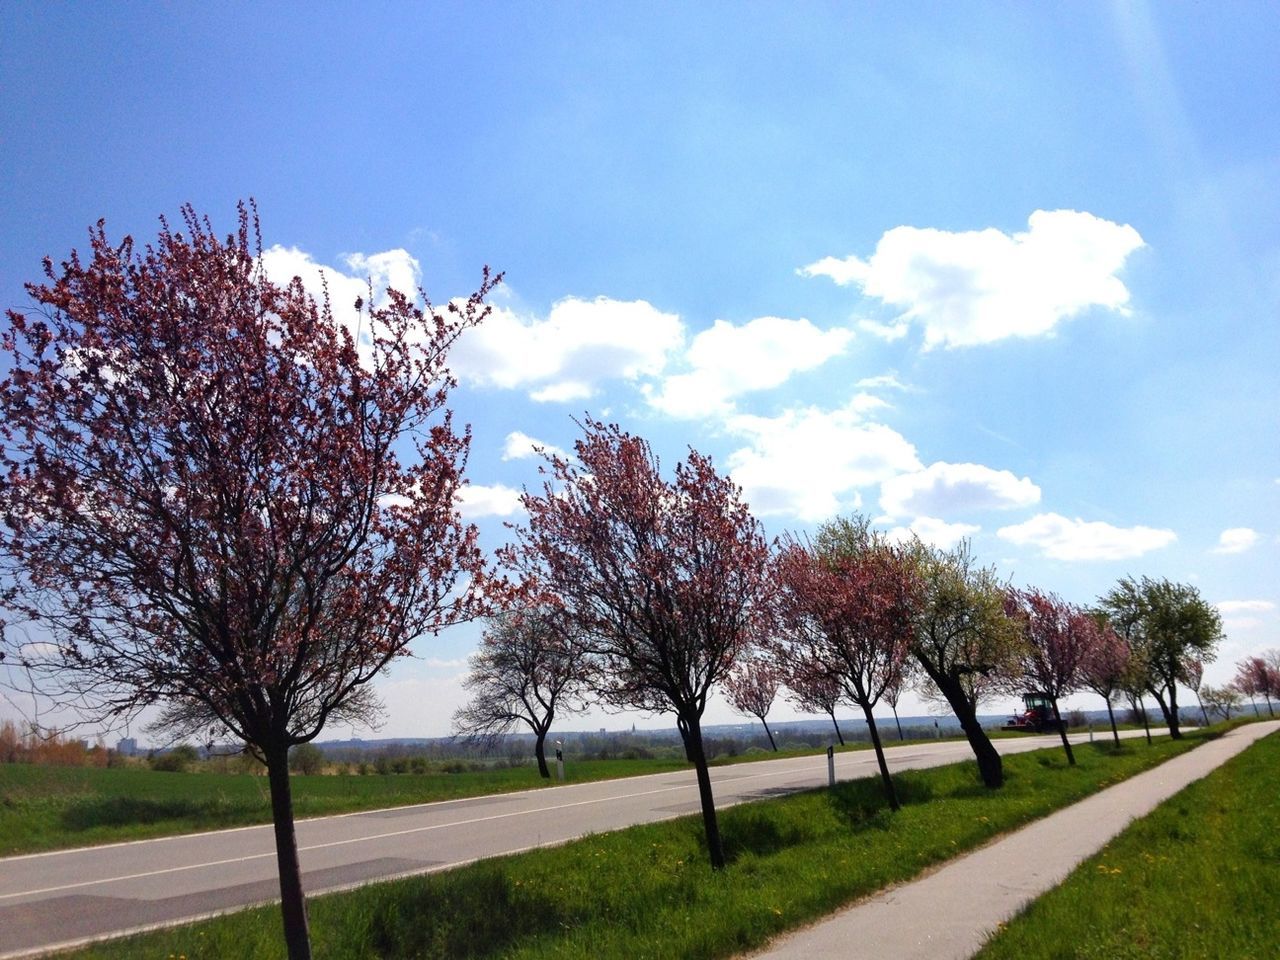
[827,745,835,787]
[555,740,565,781]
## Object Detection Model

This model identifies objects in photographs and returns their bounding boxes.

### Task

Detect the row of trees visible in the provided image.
[1189,651,1279,722]
[0,203,1237,958]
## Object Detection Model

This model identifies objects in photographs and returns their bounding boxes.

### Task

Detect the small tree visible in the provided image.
[0,204,496,960]
[1005,589,1093,765]
[785,656,848,745]
[504,418,771,869]
[1080,614,1129,746]
[453,605,593,777]
[1201,683,1242,722]
[1099,577,1223,739]
[1233,656,1273,717]
[725,656,782,750]
[1181,655,1209,726]
[883,664,908,741]
[905,541,1023,788]
[774,517,919,809]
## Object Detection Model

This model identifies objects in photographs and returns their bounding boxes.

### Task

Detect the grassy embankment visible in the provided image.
[976,728,1279,960]
[58,729,1217,960]
[0,732,983,856]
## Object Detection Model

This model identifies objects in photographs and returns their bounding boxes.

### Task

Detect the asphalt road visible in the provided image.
[0,728,1148,957]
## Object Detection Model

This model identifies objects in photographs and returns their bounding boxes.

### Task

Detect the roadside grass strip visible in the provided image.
[54,732,1212,960]
[975,730,1280,960]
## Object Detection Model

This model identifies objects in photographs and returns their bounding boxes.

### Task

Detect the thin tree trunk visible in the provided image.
[891,705,904,740]
[1251,699,1260,717]
[828,711,845,746]
[1137,694,1153,744]
[682,711,725,869]
[757,714,777,751]
[860,703,899,809]
[1049,696,1075,766]
[1195,693,1209,727]
[1105,700,1120,746]
[1266,695,1275,718]
[534,731,550,779]
[266,744,312,960]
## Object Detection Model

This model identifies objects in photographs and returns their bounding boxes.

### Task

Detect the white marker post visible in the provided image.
[555,740,565,781]
[827,745,835,788]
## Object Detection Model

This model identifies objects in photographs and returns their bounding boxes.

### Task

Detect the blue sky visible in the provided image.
[2,3,1277,739]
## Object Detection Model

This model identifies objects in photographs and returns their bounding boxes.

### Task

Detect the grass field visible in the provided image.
[55,731,1212,960]
[975,729,1279,960]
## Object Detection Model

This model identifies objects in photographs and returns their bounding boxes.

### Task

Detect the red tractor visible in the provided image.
[1001,691,1064,733]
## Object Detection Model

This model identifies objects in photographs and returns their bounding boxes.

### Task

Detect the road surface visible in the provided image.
[0,728,1150,957]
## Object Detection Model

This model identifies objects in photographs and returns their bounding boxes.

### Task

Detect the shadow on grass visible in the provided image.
[349,864,573,960]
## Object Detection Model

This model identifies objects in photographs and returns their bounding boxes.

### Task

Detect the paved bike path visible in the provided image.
[747,719,1279,960]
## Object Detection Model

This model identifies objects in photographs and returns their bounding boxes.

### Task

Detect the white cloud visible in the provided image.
[724,401,921,521]
[647,315,853,418]
[1211,527,1260,554]
[856,372,912,391]
[996,513,1176,561]
[886,516,980,550]
[450,296,685,401]
[423,657,469,669]
[261,245,426,364]
[501,431,567,462]
[801,210,1145,349]
[880,462,1040,518]
[1215,600,1276,615]
[456,483,524,519]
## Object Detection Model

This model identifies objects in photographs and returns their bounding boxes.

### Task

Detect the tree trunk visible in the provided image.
[757,714,777,751]
[1150,685,1181,739]
[266,743,312,960]
[860,703,898,810]
[1195,693,1209,727]
[930,672,1002,788]
[891,705,904,740]
[676,715,695,762]
[1250,699,1260,717]
[1105,700,1120,746]
[1049,696,1075,766]
[534,731,550,779]
[1137,694,1153,744]
[828,711,845,746]
[681,711,725,869]
[1266,695,1275,718]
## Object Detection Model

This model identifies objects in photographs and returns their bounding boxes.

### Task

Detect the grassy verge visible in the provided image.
[975,729,1279,960]
[0,735,966,856]
[60,731,1214,960]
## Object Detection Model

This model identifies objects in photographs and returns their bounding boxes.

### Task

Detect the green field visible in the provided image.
[976,729,1279,960]
[54,732,1212,960]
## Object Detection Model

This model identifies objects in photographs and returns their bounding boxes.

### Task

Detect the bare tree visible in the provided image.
[725,656,783,750]
[453,606,593,777]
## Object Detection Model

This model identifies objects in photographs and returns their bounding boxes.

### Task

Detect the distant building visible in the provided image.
[116,737,138,756]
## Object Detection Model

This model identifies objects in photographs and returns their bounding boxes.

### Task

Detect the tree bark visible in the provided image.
[1266,695,1275,718]
[828,711,845,746]
[1195,693,1208,727]
[1105,700,1120,746]
[534,731,550,779]
[891,705,904,740]
[1150,685,1181,739]
[860,703,898,809]
[1137,694,1153,744]
[681,710,725,869]
[757,715,777,751]
[676,715,695,762]
[931,673,1002,787]
[266,743,312,960]
[1049,696,1075,766]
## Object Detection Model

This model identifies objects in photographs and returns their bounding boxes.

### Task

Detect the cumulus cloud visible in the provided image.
[501,431,567,462]
[996,513,1176,561]
[646,316,853,418]
[723,400,921,521]
[885,516,980,550]
[456,483,524,519]
[880,462,1040,518]
[856,372,913,391]
[801,210,1144,349]
[450,296,684,402]
[1211,527,1260,554]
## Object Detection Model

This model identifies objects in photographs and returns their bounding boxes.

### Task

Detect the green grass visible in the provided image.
[59,731,1214,960]
[0,735,962,856]
[975,729,1280,960]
